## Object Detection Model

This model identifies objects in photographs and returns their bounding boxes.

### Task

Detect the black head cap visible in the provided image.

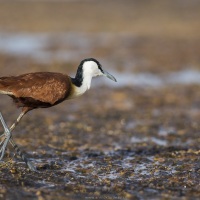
[72,58,103,87]
[80,58,103,72]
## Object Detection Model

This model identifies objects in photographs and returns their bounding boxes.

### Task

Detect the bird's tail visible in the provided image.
[0,79,6,93]
[0,80,4,90]
[0,79,12,95]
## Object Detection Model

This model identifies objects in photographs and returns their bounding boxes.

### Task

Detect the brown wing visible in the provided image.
[0,72,71,105]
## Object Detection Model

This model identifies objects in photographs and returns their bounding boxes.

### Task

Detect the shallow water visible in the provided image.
[95,69,200,88]
[1,32,200,89]
[0,32,134,63]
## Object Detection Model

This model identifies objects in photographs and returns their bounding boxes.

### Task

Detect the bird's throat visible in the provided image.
[71,75,92,98]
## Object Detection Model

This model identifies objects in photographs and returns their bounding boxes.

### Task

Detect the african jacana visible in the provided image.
[0,58,117,171]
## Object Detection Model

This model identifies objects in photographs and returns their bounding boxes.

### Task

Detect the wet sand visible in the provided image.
[0,1,200,199]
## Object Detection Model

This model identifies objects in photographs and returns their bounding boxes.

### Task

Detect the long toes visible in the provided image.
[0,146,6,160]
[0,138,10,160]
[0,143,6,154]
[0,138,6,146]
[27,161,38,172]
[0,133,5,138]
[0,149,6,160]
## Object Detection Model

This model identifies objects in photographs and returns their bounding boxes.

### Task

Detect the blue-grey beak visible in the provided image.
[103,70,117,82]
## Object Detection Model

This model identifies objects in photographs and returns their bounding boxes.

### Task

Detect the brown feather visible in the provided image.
[0,72,72,110]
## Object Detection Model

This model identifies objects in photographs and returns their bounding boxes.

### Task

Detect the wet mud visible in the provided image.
[0,1,200,199]
[0,86,200,200]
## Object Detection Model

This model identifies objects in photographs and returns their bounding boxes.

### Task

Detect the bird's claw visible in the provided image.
[0,112,38,172]
[0,112,11,160]
[27,160,38,172]
[0,133,5,138]
[0,136,10,160]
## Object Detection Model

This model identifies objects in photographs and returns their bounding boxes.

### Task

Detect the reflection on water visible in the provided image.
[95,69,200,88]
[0,32,134,63]
[0,32,200,88]
[158,126,176,136]
[131,136,167,146]
[0,32,89,62]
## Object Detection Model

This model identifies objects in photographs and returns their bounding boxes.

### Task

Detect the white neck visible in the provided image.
[70,60,103,98]
[72,72,93,98]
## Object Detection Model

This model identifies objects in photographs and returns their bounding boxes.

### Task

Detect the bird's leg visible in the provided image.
[0,112,12,160]
[0,111,25,138]
[0,111,37,171]
[9,138,37,172]
[0,111,26,160]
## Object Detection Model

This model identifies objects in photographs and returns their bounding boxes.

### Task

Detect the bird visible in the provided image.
[0,58,117,171]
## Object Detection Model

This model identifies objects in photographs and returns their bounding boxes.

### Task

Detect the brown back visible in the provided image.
[0,72,72,105]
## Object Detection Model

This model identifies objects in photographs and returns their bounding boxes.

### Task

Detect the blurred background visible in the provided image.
[0,1,200,199]
[0,0,200,77]
[0,0,200,165]
[0,0,200,173]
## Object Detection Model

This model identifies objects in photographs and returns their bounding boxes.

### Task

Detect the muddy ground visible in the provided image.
[0,1,200,200]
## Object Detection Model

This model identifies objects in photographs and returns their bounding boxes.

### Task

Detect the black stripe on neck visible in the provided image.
[71,58,102,87]
[71,63,83,87]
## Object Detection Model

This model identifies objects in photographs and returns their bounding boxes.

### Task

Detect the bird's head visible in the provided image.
[80,58,117,82]
[71,58,117,97]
